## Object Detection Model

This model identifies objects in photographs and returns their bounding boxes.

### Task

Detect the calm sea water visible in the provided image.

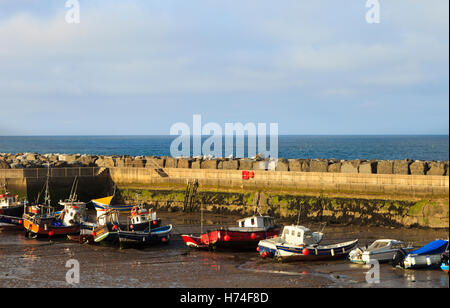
[0,135,448,161]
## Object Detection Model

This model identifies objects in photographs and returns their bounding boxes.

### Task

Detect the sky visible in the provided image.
[0,0,448,135]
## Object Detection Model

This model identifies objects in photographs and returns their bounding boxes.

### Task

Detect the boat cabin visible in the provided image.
[97,209,120,226]
[130,207,157,225]
[0,193,18,208]
[280,225,323,246]
[237,216,275,229]
[59,201,87,226]
[367,239,408,251]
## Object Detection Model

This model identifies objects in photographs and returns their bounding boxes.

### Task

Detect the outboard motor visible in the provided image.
[442,252,449,266]
[392,248,407,268]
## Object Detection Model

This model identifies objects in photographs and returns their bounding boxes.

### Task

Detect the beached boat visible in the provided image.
[348,239,414,264]
[258,225,357,261]
[22,177,86,238]
[75,205,162,244]
[0,185,27,220]
[117,225,172,248]
[441,251,449,273]
[392,240,449,269]
[181,215,281,250]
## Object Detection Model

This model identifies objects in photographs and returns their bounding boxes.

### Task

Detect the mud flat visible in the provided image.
[0,212,448,288]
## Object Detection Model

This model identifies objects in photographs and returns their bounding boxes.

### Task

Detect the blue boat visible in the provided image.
[392,240,448,269]
[117,224,172,248]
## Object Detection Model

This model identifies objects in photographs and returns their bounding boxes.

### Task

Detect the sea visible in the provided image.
[0,135,448,161]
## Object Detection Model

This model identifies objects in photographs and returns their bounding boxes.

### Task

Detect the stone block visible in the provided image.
[377,161,393,174]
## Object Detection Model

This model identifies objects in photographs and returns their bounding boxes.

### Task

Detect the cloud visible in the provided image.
[0,0,448,135]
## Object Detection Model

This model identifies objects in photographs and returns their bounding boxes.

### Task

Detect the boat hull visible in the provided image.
[0,204,24,218]
[259,239,359,261]
[118,225,172,248]
[182,227,281,251]
[0,214,23,230]
[23,218,80,237]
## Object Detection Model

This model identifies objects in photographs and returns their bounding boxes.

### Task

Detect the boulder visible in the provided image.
[393,160,410,175]
[409,161,426,175]
[253,160,268,171]
[201,159,218,169]
[275,158,289,171]
[25,153,38,161]
[77,155,97,167]
[177,158,192,169]
[164,157,178,168]
[377,161,393,174]
[328,162,341,173]
[239,159,253,170]
[341,160,360,174]
[0,159,10,169]
[288,159,301,171]
[359,161,376,174]
[191,159,202,169]
[145,156,165,169]
[222,159,239,170]
[132,158,146,168]
[299,159,311,172]
[309,160,328,172]
[427,161,447,176]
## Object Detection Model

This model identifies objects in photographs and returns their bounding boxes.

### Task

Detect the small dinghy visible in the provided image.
[392,240,448,269]
[117,225,172,248]
[258,224,357,261]
[182,215,281,251]
[349,239,414,264]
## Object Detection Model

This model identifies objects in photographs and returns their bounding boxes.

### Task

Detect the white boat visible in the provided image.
[349,239,414,264]
[258,225,357,261]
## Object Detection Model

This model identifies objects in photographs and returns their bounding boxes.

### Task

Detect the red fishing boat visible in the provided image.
[182,215,281,250]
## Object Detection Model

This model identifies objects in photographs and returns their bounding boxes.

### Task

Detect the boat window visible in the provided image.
[369,242,388,249]
[297,232,301,237]
[291,230,295,236]
[251,218,255,225]
[392,243,405,249]
[241,221,245,227]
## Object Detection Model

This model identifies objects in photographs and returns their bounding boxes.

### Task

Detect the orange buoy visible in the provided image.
[224,234,231,241]
[302,248,310,256]
[250,233,256,240]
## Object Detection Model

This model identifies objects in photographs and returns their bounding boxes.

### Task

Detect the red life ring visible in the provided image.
[131,206,138,216]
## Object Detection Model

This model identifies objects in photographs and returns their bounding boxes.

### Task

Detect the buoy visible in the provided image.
[112,225,118,230]
[18,220,23,224]
[224,234,231,242]
[130,225,134,229]
[153,220,157,225]
[92,231,96,236]
[48,231,54,237]
[250,233,256,240]
[256,247,260,252]
[302,248,310,256]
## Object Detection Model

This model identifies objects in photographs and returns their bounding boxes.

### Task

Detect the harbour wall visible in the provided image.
[0,166,448,228]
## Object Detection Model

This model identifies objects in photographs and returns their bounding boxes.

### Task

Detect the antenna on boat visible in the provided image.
[69,176,78,202]
[296,202,302,226]
[199,201,204,235]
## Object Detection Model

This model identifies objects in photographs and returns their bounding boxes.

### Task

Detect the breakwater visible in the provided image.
[1,153,448,228]
[1,153,448,176]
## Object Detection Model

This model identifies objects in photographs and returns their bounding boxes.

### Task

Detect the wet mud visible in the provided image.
[0,211,448,288]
